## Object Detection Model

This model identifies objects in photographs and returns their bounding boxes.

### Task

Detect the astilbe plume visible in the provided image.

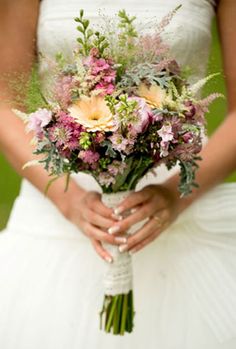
[136,34,169,64]
[155,5,182,35]
[54,75,76,109]
[193,93,224,125]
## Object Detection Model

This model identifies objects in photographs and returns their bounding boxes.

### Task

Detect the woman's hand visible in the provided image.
[62,187,127,263]
[109,184,186,254]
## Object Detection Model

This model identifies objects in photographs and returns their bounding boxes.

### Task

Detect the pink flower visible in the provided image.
[91,59,110,75]
[47,111,83,155]
[108,160,127,176]
[95,82,115,95]
[48,124,72,147]
[83,53,116,96]
[182,132,193,143]
[109,133,135,154]
[78,150,100,164]
[98,172,116,187]
[184,101,196,119]
[94,132,105,143]
[27,109,52,136]
[157,124,174,143]
[131,97,153,134]
[90,47,100,58]
[157,123,174,158]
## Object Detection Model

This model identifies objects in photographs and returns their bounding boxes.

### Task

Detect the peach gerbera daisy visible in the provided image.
[137,83,166,109]
[68,95,114,132]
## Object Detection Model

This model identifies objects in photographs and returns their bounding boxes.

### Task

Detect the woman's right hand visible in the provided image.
[61,187,127,263]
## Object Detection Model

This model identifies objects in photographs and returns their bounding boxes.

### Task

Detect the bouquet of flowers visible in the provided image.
[14,7,222,335]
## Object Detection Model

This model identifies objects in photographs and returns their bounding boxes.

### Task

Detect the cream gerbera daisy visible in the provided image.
[137,83,166,109]
[68,95,114,132]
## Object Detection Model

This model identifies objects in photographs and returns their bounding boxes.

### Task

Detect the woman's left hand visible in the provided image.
[111,184,185,254]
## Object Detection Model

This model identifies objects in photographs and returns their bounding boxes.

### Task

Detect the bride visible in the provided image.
[0,0,236,348]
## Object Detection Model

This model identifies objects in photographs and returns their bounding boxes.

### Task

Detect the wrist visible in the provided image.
[47,177,87,219]
[161,176,197,215]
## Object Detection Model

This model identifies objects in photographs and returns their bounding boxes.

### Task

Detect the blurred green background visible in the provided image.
[0,20,235,231]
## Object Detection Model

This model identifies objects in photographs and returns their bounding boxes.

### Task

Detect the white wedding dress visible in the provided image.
[0,0,236,348]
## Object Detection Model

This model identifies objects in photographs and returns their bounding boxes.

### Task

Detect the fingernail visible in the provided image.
[108,226,120,235]
[105,256,113,263]
[129,249,136,255]
[111,213,123,221]
[114,206,124,215]
[119,244,128,253]
[115,237,127,244]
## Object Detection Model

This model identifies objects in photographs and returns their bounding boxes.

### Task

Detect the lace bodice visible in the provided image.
[37,0,216,83]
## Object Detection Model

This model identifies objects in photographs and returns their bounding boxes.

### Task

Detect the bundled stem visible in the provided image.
[100,291,135,335]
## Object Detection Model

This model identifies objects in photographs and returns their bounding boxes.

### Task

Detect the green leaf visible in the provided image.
[76,25,84,34]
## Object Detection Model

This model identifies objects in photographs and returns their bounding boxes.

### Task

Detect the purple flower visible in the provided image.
[27,109,52,137]
[78,150,100,164]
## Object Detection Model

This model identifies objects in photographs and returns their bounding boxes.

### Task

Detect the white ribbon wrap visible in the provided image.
[102,191,133,296]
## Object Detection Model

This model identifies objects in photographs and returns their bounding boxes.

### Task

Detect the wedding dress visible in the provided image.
[0,0,236,348]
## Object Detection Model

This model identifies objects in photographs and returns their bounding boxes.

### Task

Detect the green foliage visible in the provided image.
[105,95,119,114]
[118,63,173,91]
[116,94,138,125]
[93,31,109,57]
[178,157,200,197]
[117,10,138,50]
[75,10,94,56]
[99,157,111,170]
[104,10,139,79]
[75,10,109,57]
[55,52,67,69]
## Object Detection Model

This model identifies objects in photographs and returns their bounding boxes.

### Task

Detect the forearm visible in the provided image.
[164,112,236,211]
[0,106,86,215]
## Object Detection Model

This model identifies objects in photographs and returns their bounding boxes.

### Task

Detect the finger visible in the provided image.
[90,197,114,218]
[119,218,158,252]
[151,208,171,226]
[129,231,159,254]
[83,209,115,229]
[83,222,127,246]
[91,239,113,263]
[127,216,170,253]
[114,189,151,215]
[115,201,158,232]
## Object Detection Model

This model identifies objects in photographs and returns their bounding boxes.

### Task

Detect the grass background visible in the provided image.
[0,20,235,231]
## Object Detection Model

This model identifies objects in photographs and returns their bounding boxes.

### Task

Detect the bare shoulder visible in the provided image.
[0,0,40,23]
[216,0,236,112]
[0,0,40,70]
